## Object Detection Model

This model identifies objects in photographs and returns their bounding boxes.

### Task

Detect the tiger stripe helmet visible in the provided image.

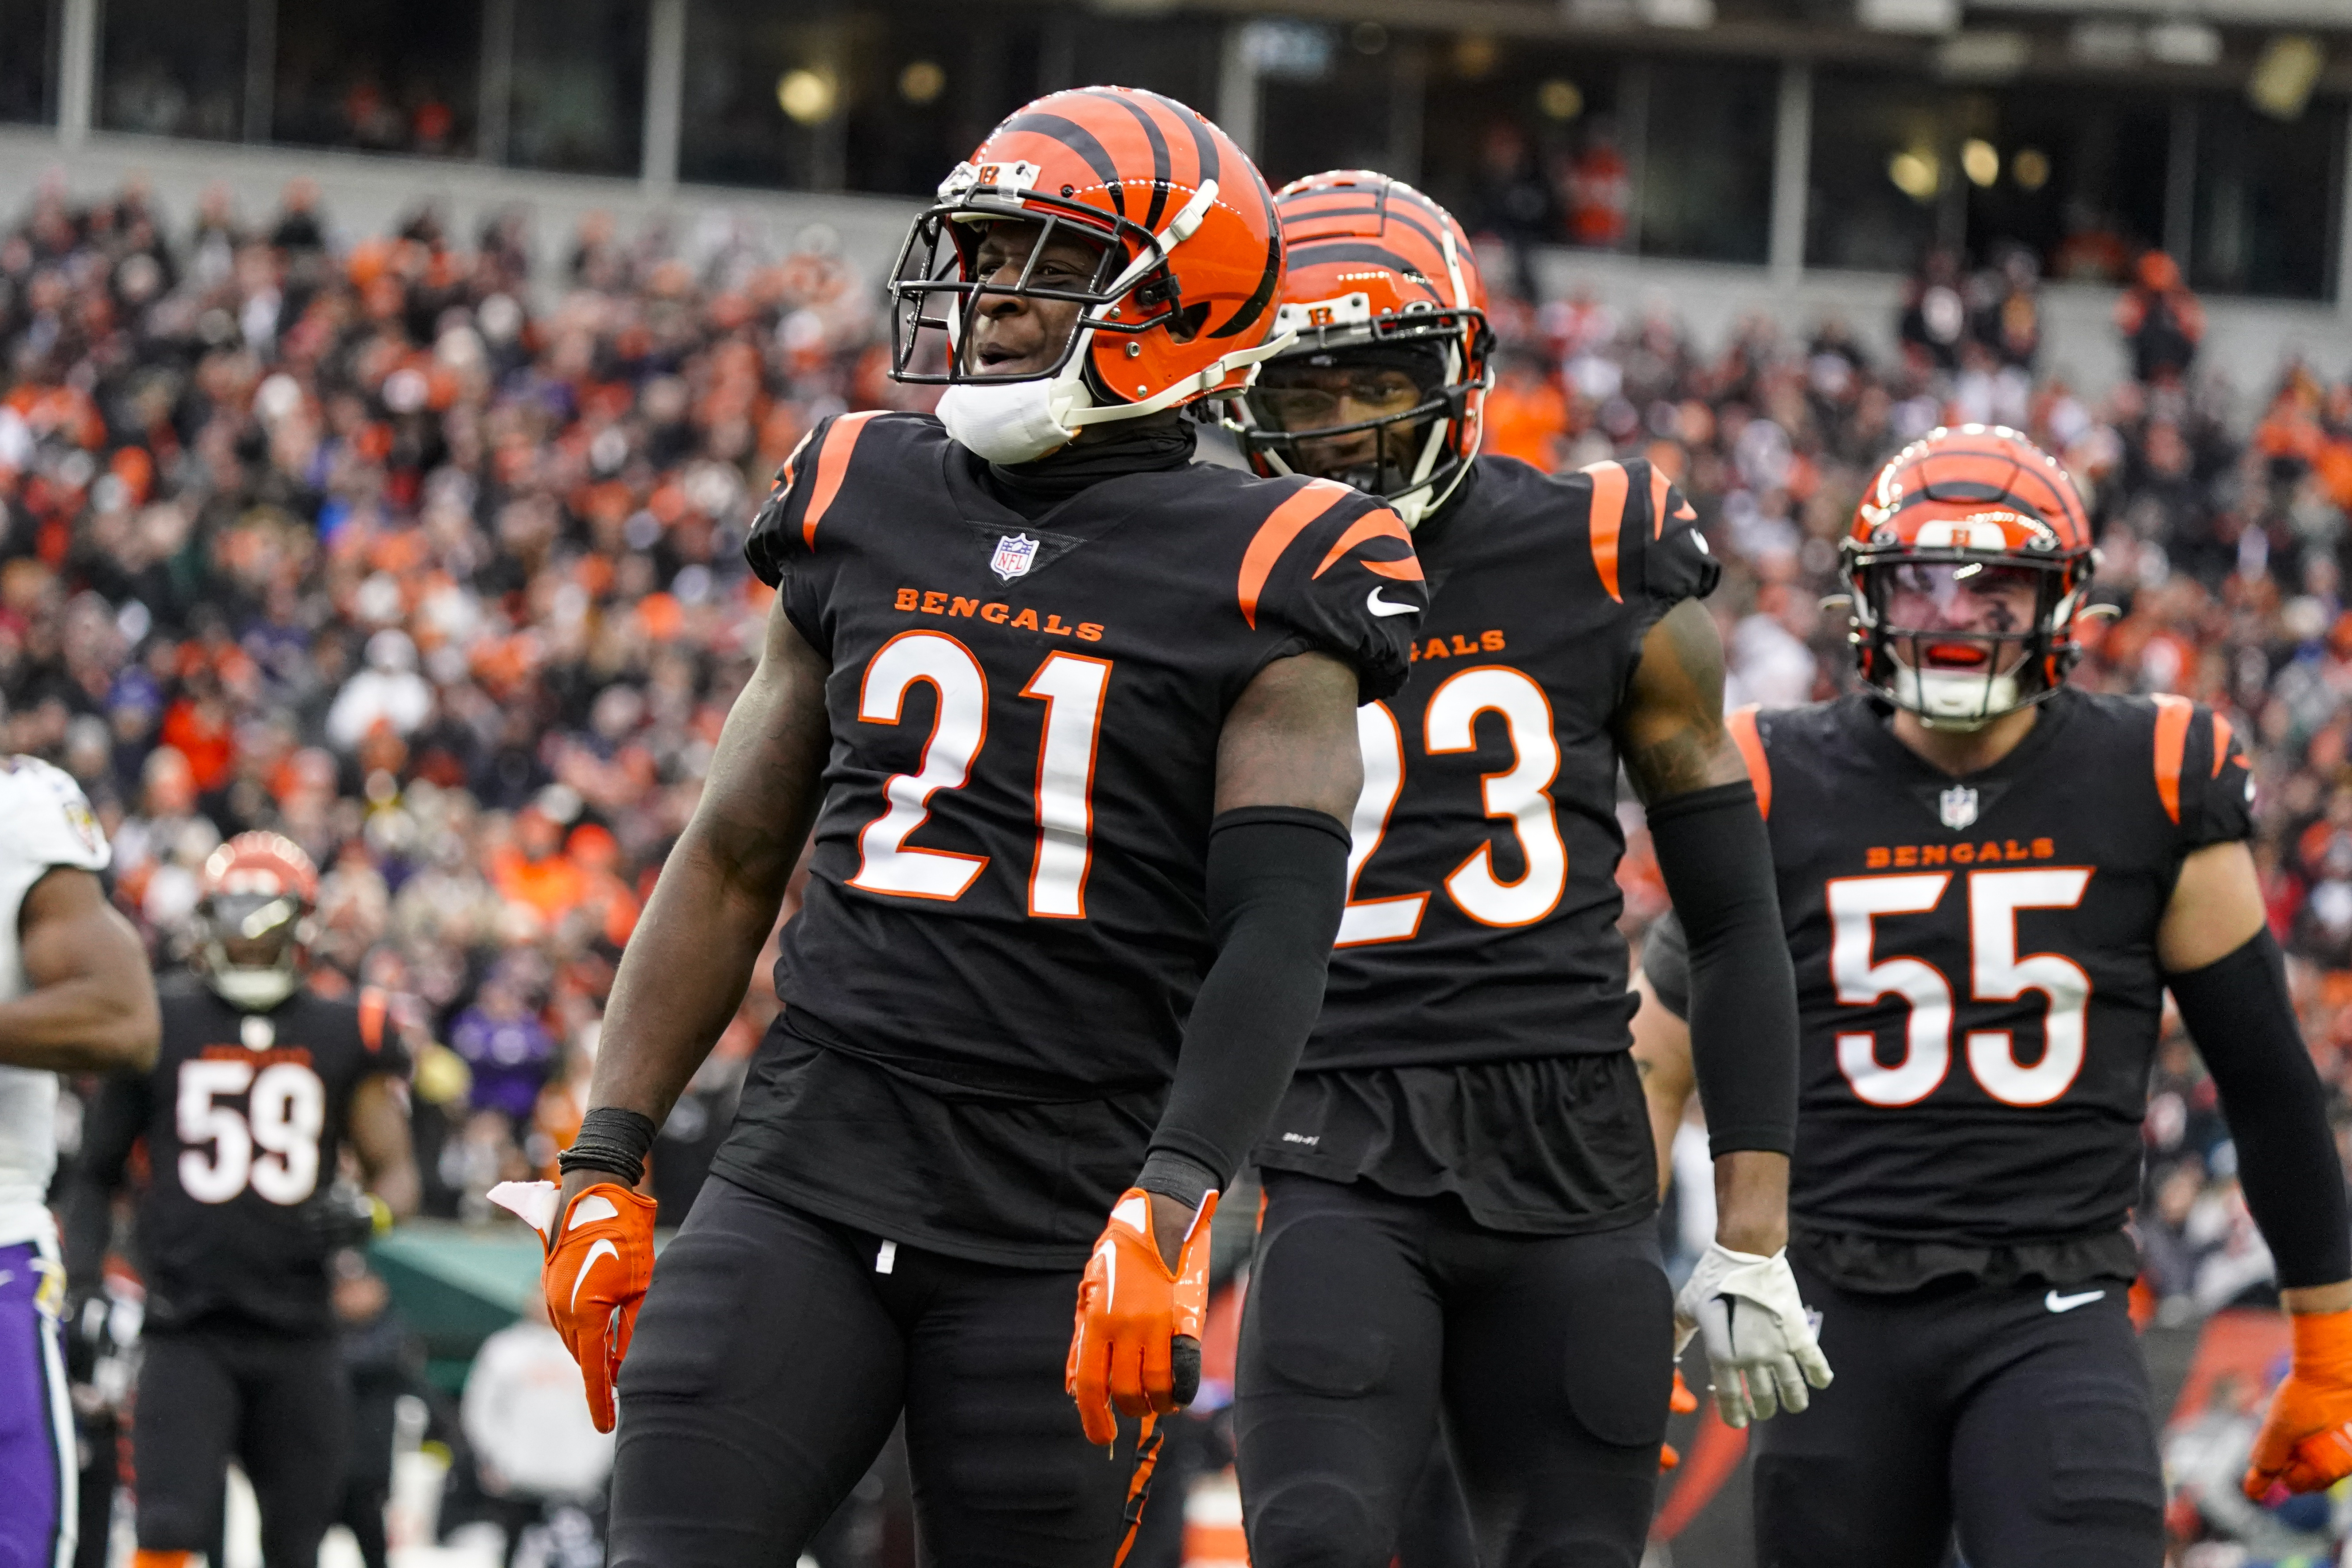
[196,831,319,1010]
[1231,170,1492,527]
[1845,425,2096,728]
[887,86,1289,425]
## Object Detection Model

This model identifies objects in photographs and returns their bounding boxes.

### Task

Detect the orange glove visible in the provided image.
[1067,1187,1218,1447]
[2244,1308,2352,1502]
[490,1178,659,1433]
[1661,1365,1701,1471]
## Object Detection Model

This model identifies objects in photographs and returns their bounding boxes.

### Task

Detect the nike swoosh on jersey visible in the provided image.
[2044,1288,2105,1313]
[571,1239,620,1312]
[1365,587,1417,617]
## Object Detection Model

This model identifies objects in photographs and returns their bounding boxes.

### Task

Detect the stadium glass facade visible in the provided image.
[0,0,2346,301]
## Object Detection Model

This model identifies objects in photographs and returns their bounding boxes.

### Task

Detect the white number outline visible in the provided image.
[1425,666,1569,929]
[1021,652,1112,919]
[848,632,992,901]
[1827,868,2098,1108]
[1337,702,1428,946]
[176,1058,328,1205]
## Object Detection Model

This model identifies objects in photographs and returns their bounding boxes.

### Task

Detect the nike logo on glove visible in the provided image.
[1365,587,1417,617]
[2045,1288,2105,1314]
[572,1239,620,1311]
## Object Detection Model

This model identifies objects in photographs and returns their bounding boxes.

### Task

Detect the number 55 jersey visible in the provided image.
[722,411,1423,1267]
[1737,687,2251,1282]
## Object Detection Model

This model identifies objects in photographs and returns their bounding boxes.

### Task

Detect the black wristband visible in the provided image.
[1136,1149,1222,1213]
[557,1106,659,1189]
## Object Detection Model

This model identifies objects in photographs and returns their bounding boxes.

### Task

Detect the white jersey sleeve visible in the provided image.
[0,757,113,1248]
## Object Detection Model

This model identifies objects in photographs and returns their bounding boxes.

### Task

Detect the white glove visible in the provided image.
[1674,1242,1833,1428]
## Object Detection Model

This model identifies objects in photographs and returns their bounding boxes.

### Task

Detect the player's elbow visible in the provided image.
[98,987,161,1072]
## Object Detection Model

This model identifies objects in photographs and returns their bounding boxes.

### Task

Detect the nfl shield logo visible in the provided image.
[991,533,1040,581]
[1939,785,1979,831]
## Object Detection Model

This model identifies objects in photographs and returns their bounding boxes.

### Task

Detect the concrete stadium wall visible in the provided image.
[7,126,2352,407]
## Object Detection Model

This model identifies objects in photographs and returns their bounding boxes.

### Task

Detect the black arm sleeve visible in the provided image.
[2169,928,2352,1290]
[1644,780,1798,1158]
[1641,909,1692,1023]
[61,1071,145,1293]
[1137,807,1352,1209]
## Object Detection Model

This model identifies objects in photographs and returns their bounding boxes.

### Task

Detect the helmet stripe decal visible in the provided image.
[2152,694,2192,825]
[1211,230,1283,340]
[1082,90,1172,231]
[1281,200,1451,261]
[1281,240,1442,298]
[1002,113,1126,216]
[1140,89,1219,189]
[1583,460,1628,603]
[1236,480,1353,628]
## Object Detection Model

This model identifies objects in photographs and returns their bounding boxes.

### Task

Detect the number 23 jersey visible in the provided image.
[725,412,1423,1263]
[1744,687,2251,1248]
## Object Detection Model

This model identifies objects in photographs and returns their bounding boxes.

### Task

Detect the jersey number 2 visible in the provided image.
[847,632,1110,918]
[1826,869,2093,1107]
[1339,666,1568,944]
[176,1058,327,1204]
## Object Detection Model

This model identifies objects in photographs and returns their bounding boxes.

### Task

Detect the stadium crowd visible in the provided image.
[7,170,2352,1545]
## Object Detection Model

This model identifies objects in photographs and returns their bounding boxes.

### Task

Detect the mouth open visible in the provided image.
[1923,641,1989,669]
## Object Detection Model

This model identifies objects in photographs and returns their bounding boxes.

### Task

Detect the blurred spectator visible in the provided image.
[335,1255,426,1568]
[2117,251,2207,386]
[460,1286,615,1567]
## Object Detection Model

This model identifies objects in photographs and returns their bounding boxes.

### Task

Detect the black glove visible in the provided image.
[303,1179,382,1252]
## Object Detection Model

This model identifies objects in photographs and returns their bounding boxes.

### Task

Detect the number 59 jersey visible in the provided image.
[94,974,409,1334]
[1746,687,2251,1248]
[729,412,1421,1256]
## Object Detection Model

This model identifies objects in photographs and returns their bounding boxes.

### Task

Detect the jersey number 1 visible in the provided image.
[176,1057,327,1204]
[1826,869,2093,1107]
[847,632,1111,918]
[1339,667,1568,944]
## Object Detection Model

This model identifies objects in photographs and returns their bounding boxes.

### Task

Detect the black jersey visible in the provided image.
[1736,688,2251,1254]
[1252,456,1716,1230]
[718,411,1424,1267]
[91,974,409,1334]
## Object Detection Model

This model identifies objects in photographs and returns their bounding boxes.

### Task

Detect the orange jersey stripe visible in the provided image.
[358,985,388,1053]
[1312,507,1420,581]
[1583,460,1628,603]
[2211,711,2235,777]
[2152,693,2193,825]
[1648,464,1694,537]
[1726,706,1771,819]
[1236,479,1352,629]
[801,410,885,552]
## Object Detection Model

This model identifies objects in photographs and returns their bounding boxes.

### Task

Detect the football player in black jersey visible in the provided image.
[64,832,418,1568]
[1635,425,2352,1565]
[492,90,1427,1568]
[1220,171,1825,1568]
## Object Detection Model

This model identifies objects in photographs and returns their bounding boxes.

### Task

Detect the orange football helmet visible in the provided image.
[1844,425,2095,728]
[1231,170,1491,527]
[888,86,1288,439]
[196,831,319,1010]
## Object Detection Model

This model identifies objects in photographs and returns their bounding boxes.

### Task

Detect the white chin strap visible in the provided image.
[208,962,298,1011]
[1894,665,2020,730]
[939,179,1298,464]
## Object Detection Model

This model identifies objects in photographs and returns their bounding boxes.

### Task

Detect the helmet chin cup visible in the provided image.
[1892,664,2021,730]
[207,959,298,1011]
[937,359,1092,464]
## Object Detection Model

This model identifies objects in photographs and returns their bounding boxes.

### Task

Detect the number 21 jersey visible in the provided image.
[1744,687,2251,1251]
[721,411,1424,1265]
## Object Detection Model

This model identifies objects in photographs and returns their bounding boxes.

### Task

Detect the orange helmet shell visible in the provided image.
[202,831,320,906]
[891,86,1283,411]
[1852,424,2092,558]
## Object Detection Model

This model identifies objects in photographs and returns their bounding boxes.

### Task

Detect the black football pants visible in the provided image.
[133,1327,350,1568]
[1751,1260,2163,1568]
[609,1175,1153,1568]
[1235,1171,1671,1568]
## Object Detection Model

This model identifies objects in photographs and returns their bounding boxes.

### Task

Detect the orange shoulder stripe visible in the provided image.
[1237,479,1351,629]
[2211,712,2235,777]
[1726,705,1771,819]
[358,985,388,1054]
[801,410,886,551]
[1312,507,1422,581]
[1582,460,1628,603]
[2152,693,2193,825]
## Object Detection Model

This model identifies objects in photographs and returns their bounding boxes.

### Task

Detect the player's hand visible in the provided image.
[1066,1186,1217,1446]
[1674,1242,1833,1428]
[489,1177,658,1433]
[2244,1308,2352,1502]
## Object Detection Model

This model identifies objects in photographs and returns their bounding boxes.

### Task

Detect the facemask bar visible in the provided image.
[888,177,1219,388]
[1849,549,2081,727]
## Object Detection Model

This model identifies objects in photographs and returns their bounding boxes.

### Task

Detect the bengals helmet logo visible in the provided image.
[1307,305,1336,326]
